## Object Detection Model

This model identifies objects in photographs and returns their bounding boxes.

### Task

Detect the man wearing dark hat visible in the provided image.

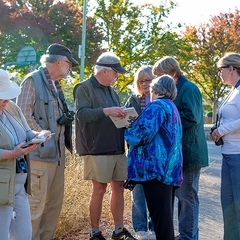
[16,43,78,240]
[74,52,136,240]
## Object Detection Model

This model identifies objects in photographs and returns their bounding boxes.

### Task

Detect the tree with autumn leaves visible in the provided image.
[0,0,239,118]
[179,9,240,121]
[92,0,240,121]
[0,0,103,75]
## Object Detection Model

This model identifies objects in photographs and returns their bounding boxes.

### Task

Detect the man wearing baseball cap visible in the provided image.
[17,43,78,240]
[74,52,137,240]
[46,43,79,68]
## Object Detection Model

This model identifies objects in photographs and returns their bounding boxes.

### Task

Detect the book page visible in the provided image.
[22,133,55,148]
[110,107,138,128]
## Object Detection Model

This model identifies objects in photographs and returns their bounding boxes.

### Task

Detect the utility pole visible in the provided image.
[80,0,87,82]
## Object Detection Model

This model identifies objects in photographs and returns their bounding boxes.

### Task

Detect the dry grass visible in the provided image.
[55,151,133,239]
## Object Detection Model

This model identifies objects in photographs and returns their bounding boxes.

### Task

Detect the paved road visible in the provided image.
[174,140,223,239]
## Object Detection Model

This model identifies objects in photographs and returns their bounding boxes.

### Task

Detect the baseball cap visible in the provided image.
[46,43,79,67]
[95,52,127,73]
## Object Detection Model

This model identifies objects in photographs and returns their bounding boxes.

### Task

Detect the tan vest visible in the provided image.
[0,102,31,206]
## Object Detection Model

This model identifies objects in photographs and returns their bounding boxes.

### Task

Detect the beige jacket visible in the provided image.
[0,102,31,206]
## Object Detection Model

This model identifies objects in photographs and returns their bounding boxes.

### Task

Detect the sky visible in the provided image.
[135,0,239,25]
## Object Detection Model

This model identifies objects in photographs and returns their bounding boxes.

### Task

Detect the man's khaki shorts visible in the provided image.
[82,154,127,183]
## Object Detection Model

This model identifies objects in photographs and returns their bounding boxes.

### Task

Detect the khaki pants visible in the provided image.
[0,173,31,240]
[28,153,65,240]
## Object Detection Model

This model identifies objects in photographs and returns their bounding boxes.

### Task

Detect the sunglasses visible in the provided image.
[218,65,238,73]
[218,66,229,73]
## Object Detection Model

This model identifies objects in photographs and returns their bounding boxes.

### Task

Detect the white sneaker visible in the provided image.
[148,231,156,240]
[136,231,148,240]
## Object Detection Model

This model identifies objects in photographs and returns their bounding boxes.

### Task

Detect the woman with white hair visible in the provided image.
[125,75,183,240]
[0,69,50,240]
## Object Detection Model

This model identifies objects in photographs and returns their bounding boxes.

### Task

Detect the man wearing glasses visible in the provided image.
[17,43,78,240]
[74,52,136,240]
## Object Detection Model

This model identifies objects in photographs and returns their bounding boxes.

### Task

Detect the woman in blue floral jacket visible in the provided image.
[125,75,183,240]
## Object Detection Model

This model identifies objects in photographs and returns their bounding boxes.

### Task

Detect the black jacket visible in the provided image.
[74,75,125,156]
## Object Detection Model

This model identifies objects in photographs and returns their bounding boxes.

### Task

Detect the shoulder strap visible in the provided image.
[5,102,24,129]
[73,83,80,101]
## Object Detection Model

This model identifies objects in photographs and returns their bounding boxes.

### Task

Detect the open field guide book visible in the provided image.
[110,107,138,129]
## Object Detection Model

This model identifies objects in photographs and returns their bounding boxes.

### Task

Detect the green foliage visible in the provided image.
[203,104,212,115]
[60,77,78,109]
[93,0,183,93]
[207,112,213,118]
[1,0,239,114]
[0,0,103,77]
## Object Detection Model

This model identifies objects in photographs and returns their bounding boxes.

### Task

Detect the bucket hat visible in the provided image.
[0,69,21,100]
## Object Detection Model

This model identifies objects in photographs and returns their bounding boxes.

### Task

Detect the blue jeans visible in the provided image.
[221,153,240,240]
[175,169,200,240]
[132,184,154,232]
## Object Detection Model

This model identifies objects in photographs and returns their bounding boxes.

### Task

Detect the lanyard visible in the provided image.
[217,79,240,122]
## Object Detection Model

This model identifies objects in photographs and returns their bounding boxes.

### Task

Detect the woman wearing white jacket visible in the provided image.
[211,52,240,240]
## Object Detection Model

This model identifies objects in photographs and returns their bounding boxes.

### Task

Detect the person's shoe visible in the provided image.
[110,228,137,240]
[136,231,148,240]
[148,231,156,240]
[90,231,106,240]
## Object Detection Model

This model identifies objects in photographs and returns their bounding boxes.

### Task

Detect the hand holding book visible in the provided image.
[22,131,55,148]
[109,107,138,129]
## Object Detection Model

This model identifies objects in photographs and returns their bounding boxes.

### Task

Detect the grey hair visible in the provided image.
[151,74,177,100]
[94,65,112,74]
[40,54,66,67]
[97,52,120,64]
[94,52,120,74]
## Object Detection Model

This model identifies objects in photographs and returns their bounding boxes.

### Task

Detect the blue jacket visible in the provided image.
[124,98,183,187]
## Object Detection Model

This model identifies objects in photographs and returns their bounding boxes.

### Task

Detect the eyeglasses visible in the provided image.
[217,66,229,73]
[63,60,72,68]
[218,66,238,73]
[138,79,152,85]
[111,68,118,73]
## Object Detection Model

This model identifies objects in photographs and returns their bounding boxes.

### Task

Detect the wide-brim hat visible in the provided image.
[0,69,21,100]
[46,43,79,67]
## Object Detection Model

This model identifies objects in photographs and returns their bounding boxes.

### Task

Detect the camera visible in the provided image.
[123,179,137,191]
[16,158,28,173]
[210,125,223,146]
[57,111,74,126]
